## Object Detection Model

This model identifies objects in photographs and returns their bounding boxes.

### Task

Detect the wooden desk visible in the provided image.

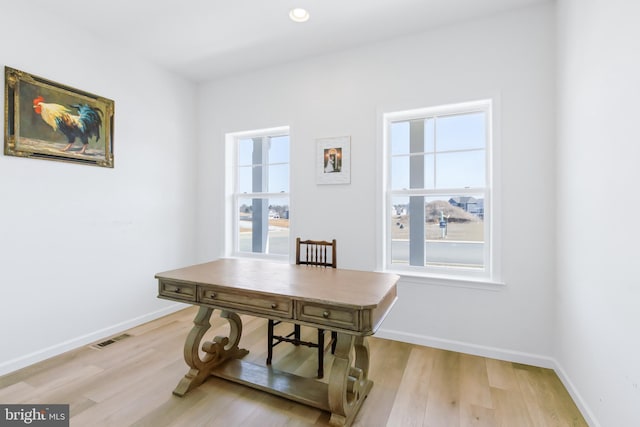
[155,258,398,426]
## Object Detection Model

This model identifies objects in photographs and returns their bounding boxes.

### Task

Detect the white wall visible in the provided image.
[6,2,636,424]
[0,4,198,374]
[556,1,640,425]
[197,4,557,364]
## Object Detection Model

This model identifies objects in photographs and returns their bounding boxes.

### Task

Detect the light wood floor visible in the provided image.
[0,307,587,426]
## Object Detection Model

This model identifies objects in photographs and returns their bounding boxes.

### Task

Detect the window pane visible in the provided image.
[424,118,435,153]
[391,154,436,190]
[390,122,409,155]
[238,137,290,194]
[238,197,289,255]
[268,164,289,193]
[435,150,485,189]
[269,135,289,164]
[423,153,435,189]
[424,196,484,269]
[391,156,409,190]
[238,166,253,193]
[390,196,409,264]
[238,138,255,165]
[390,195,485,269]
[267,198,289,255]
[238,198,253,253]
[436,112,485,152]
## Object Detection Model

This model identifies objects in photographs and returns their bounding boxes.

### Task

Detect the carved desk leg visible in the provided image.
[173,306,249,397]
[328,333,373,427]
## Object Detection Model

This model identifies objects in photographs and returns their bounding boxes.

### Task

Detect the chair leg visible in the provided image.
[317,329,325,378]
[331,331,337,354]
[266,319,275,365]
[294,324,301,345]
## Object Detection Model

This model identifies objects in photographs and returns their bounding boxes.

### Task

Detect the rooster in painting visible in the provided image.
[32,96,102,154]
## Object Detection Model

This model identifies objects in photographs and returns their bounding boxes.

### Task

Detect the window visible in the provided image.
[383,100,495,280]
[230,127,290,258]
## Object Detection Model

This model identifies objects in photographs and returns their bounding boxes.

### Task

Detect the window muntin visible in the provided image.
[232,130,290,258]
[385,101,491,277]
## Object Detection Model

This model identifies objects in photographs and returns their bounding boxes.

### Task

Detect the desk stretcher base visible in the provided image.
[173,306,374,426]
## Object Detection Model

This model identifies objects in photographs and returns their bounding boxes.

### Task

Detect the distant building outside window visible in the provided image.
[383,100,495,280]
[229,127,290,258]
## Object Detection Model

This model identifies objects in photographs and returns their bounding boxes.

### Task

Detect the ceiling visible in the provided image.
[31,0,549,82]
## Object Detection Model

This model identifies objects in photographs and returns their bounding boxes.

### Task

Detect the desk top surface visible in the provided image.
[155,258,399,309]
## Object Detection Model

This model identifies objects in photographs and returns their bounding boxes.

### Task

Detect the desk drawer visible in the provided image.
[158,280,196,302]
[297,303,359,331]
[199,288,293,318]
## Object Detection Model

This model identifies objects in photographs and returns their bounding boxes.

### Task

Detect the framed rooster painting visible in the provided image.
[4,67,114,168]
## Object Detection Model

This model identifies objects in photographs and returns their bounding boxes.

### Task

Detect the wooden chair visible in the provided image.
[266,238,337,378]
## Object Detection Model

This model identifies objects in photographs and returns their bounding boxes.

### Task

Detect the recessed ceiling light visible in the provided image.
[289,8,310,23]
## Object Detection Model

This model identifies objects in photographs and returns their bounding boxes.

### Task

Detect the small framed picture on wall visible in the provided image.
[316,136,350,185]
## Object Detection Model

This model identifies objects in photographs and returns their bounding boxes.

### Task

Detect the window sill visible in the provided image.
[229,253,289,263]
[385,269,505,291]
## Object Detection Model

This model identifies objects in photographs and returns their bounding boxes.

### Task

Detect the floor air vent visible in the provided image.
[90,333,131,349]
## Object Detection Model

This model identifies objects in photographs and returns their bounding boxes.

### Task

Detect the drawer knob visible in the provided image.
[210,292,216,299]
[323,311,330,318]
[175,288,181,293]
[271,303,277,309]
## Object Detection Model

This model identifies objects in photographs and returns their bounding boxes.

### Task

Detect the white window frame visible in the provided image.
[225,126,290,261]
[379,99,502,287]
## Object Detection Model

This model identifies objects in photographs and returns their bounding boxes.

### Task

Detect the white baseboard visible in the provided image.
[376,327,599,427]
[0,303,186,377]
[375,327,556,368]
[551,361,600,427]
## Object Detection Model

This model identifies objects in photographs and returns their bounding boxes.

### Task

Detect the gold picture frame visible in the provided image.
[4,66,114,168]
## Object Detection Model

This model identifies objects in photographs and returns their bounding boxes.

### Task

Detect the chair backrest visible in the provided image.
[295,238,337,268]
